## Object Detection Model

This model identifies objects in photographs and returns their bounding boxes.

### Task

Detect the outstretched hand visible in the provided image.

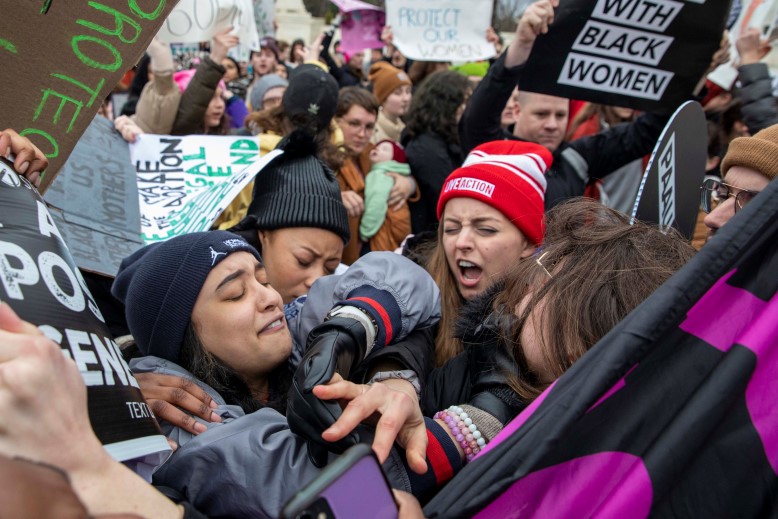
[135,372,222,435]
[506,0,558,68]
[313,375,428,474]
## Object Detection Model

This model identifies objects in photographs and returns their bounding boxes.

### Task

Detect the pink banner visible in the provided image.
[340,9,386,54]
[330,0,382,13]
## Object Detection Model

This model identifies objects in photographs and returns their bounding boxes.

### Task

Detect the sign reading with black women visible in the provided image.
[519,0,731,110]
[0,0,179,192]
[424,168,778,515]
[0,159,170,465]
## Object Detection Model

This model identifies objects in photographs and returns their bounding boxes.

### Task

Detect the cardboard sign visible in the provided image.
[44,116,143,278]
[131,134,281,242]
[0,159,170,464]
[519,0,731,111]
[385,0,496,62]
[0,1,179,193]
[631,101,706,239]
[156,0,260,54]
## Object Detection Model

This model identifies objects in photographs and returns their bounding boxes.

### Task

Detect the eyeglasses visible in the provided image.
[534,251,553,279]
[700,178,760,214]
[340,118,375,134]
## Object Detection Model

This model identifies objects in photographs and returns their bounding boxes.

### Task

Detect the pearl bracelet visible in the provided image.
[433,405,487,462]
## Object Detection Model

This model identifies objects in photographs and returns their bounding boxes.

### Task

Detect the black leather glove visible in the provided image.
[287,317,369,467]
[464,312,526,425]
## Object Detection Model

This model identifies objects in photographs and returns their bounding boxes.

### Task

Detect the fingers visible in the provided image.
[393,490,425,519]
[135,372,219,423]
[0,303,41,336]
[0,129,48,188]
[399,426,428,475]
[146,399,208,435]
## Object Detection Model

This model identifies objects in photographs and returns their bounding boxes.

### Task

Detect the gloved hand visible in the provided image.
[287,317,369,467]
[464,312,526,426]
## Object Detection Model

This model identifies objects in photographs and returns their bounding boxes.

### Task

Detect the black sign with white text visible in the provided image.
[520,0,731,111]
[0,158,169,464]
[631,101,707,238]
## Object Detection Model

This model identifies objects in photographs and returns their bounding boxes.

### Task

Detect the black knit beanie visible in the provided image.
[245,130,350,243]
[111,231,261,363]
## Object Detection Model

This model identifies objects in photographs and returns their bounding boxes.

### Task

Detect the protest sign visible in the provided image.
[0,1,179,193]
[519,0,731,111]
[131,134,281,243]
[156,0,260,58]
[331,0,386,55]
[385,0,496,62]
[708,0,778,90]
[0,158,170,464]
[254,0,276,38]
[631,101,706,239]
[44,116,143,278]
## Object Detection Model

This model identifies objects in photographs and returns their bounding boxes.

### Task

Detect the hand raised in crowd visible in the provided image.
[341,189,365,218]
[210,26,240,62]
[736,27,771,66]
[0,129,48,188]
[312,374,429,475]
[114,115,144,143]
[506,0,558,68]
[381,25,394,45]
[387,173,417,211]
[486,26,500,45]
[134,372,222,435]
[302,31,326,63]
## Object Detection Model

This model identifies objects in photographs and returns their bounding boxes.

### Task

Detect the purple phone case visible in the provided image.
[319,456,398,519]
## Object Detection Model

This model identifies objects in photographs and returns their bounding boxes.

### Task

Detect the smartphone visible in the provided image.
[280,444,399,519]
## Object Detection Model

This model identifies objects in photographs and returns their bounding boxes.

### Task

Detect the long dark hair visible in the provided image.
[404,70,471,144]
[494,199,696,403]
[179,323,290,415]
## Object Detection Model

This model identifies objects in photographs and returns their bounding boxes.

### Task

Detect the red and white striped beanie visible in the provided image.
[436,140,553,245]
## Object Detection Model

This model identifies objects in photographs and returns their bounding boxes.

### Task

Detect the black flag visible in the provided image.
[425,179,778,516]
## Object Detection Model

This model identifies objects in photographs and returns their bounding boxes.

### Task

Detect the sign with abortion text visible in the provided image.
[385,0,496,62]
[519,0,731,111]
[131,134,281,243]
[0,158,170,464]
[0,0,179,193]
[156,0,260,54]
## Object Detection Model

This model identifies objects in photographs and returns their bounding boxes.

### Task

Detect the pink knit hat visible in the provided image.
[437,140,553,245]
[173,68,226,94]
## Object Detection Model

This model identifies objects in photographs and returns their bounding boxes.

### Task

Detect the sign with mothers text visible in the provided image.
[385,0,496,62]
[131,134,281,243]
[0,158,170,465]
[0,0,179,192]
[519,0,732,111]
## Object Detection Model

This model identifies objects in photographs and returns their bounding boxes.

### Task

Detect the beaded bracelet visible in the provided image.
[433,405,487,462]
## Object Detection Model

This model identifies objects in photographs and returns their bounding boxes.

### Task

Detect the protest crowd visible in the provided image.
[2,0,778,517]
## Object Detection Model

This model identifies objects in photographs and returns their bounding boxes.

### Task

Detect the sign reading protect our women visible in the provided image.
[0,158,170,465]
[131,134,281,243]
[519,0,731,111]
[385,0,496,62]
[0,1,179,193]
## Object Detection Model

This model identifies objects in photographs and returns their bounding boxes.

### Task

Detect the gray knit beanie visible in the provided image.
[250,73,289,111]
[245,130,350,243]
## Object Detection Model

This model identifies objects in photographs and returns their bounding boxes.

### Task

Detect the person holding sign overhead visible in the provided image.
[459,0,671,210]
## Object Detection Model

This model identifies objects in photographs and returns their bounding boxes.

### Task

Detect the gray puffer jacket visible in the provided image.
[130,252,440,518]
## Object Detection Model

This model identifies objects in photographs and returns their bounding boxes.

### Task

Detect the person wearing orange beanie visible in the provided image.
[368,61,412,143]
